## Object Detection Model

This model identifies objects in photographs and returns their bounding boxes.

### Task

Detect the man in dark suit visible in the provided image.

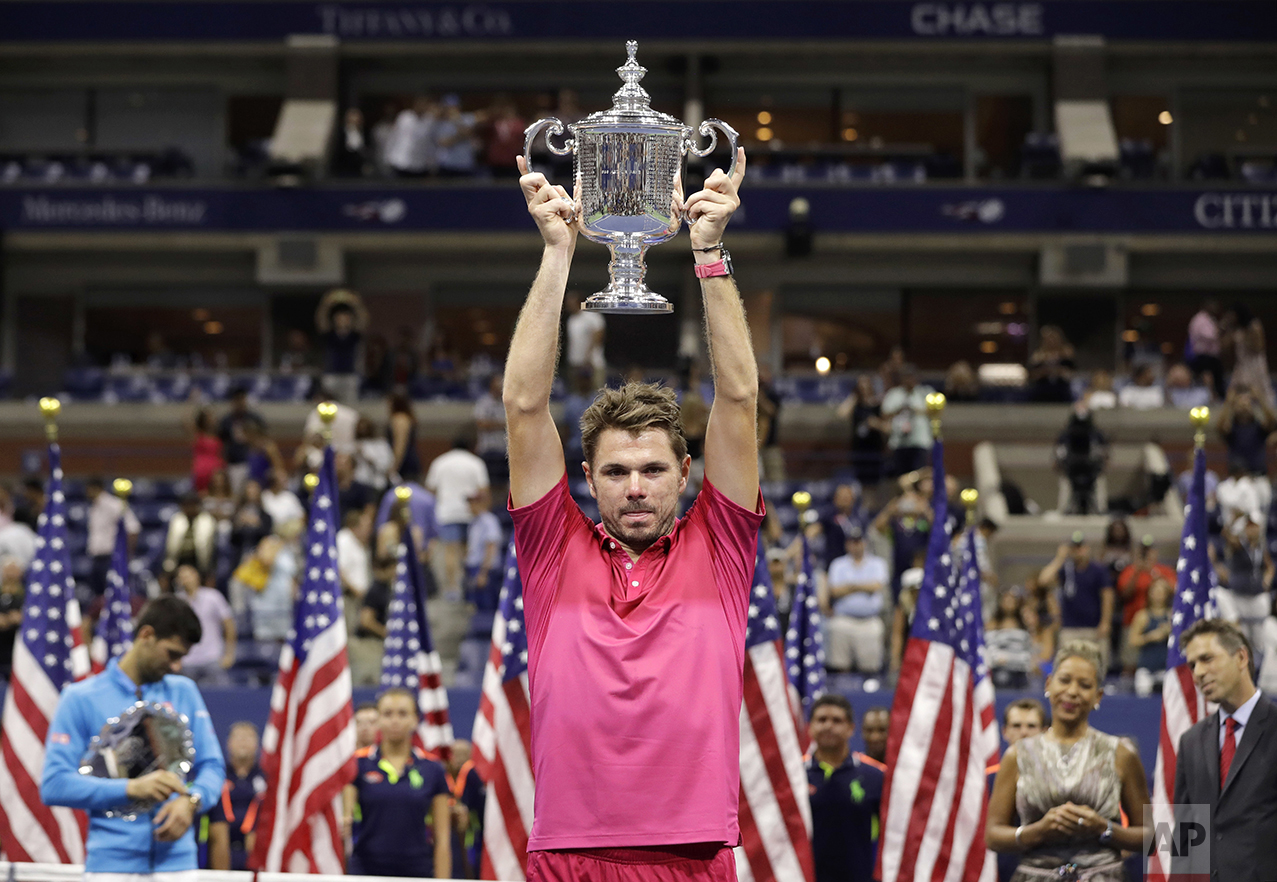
[1174,619,1277,882]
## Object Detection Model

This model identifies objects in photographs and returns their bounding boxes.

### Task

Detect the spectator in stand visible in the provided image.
[261,469,304,537]
[860,707,890,767]
[1038,533,1116,674]
[12,476,44,532]
[243,534,297,644]
[837,374,888,490]
[889,564,923,674]
[559,370,593,467]
[370,102,399,177]
[1081,370,1117,411]
[229,480,272,569]
[1127,577,1173,677]
[0,556,24,681]
[825,527,889,674]
[187,408,225,494]
[315,289,368,405]
[1225,303,1275,408]
[334,107,369,178]
[1027,324,1076,403]
[217,387,266,495]
[986,588,1038,689]
[174,565,235,686]
[354,702,380,749]
[1118,363,1164,409]
[1116,536,1174,671]
[278,328,318,374]
[1220,382,1276,476]
[203,469,237,524]
[1055,404,1108,515]
[1187,298,1225,399]
[303,393,360,454]
[1213,511,1274,653]
[337,508,373,612]
[564,291,606,389]
[1216,460,1271,532]
[375,479,437,557]
[387,327,420,392]
[426,436,490,600]
[820,482,868,570]
[163,492,218,586]
[873,471,932,600]
[464,487,504,611]
[881,364,935,477]
[334,453,376,522]
[354,417,394,493]
[434,94,478,177]
[85,477,140,598]
[474,373,508,484]
[362,332,391,397]
[944,359,981,402]
[877,345,905,396]
[385,95,438,178]
[207,722,266,871]
[1098,519,1133,584]
[1166,362,1212,409]
[0,492,37,571]
[482,94,525,177]
[805,694,884,882]
[355,496,426,681]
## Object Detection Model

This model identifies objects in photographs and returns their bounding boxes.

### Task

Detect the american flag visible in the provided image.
[1147,444,1216,882]
[735,538,816,882]
[379,520,453,757]
[878,440,998,882]
[90,518,134,672]
[251,446,357,874]
[784,532,826,727]
[0,441,90,862]
[473,542,533,882]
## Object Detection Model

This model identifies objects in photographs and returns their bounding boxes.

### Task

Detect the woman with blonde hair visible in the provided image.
[986,641,1150,881]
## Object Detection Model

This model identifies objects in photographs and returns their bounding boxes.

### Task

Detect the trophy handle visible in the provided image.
[523,117,575,177]
[687,119,740,177]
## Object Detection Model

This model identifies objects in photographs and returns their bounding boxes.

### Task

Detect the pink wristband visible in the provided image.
[694,259,730,279]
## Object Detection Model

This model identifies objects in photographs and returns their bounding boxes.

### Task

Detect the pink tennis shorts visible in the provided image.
[527,844,736,882]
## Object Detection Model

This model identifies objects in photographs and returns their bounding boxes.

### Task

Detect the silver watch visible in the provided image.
[1098,819,1114,844]
[186,791,203,811]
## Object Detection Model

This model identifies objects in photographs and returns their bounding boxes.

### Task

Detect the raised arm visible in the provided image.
[685,148,758,510]
[503,155,576,508]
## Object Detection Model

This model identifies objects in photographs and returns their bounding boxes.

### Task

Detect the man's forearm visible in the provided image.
[699,273,757,404]
[504,246,573,412]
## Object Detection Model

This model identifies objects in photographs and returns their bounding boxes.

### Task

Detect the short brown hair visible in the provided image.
[1179,619,1255,681]
[809,693,854,724]
[580,382,688,468]
[1002,698,1047,729]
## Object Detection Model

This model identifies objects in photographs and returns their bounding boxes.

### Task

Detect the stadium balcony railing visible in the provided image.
[0,150,195,186]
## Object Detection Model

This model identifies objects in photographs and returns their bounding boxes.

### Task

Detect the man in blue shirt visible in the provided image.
[42,595,225,877]
[1038,532,1115,673]
[806,694,884,882]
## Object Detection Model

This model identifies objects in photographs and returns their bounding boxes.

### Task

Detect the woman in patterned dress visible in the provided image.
[986,641,1151,881]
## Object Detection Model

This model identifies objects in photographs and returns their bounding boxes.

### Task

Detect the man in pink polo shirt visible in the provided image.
[503,148,760,882]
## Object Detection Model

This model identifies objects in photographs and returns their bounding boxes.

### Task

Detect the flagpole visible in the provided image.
[1190,405,1210,450]
[960,488,978,530]
[926,391,946,442]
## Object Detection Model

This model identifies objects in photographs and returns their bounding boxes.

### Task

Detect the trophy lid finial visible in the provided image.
[612,39,651,112]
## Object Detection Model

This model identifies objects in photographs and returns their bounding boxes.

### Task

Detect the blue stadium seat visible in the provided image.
[103,374,153,403]
[63,367,105,401]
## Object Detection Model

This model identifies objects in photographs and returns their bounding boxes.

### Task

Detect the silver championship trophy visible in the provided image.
[79,701,195,819]
[524,41,739,313]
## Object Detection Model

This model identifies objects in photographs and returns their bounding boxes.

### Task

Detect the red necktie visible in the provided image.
[1220,716,1238,789]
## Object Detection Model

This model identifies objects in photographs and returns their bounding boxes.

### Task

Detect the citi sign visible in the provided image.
[1194,193,1277,229]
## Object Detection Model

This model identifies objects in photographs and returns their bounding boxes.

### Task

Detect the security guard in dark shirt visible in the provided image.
[806,694,884,882]
[207,721,267,870]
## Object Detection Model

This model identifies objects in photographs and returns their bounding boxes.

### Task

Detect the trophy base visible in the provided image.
[583,289,674,314]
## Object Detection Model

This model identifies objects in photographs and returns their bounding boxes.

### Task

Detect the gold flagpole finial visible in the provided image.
[303,473,320,491]
[1190,406,1210,449]
[39,397,61,443]
[316,401,338,446]
[395,485,413,501]
[112,478,133,499]
[925,392,946,439]
[960,487,979,528]
[791,490,811,515]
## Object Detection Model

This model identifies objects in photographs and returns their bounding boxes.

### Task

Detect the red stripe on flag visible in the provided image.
[929,675,974,882]
[743,649,816,882]
[898,648,956,882]
[737,777,777,882]
[877,637,929,882]
[1,681,76,864]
